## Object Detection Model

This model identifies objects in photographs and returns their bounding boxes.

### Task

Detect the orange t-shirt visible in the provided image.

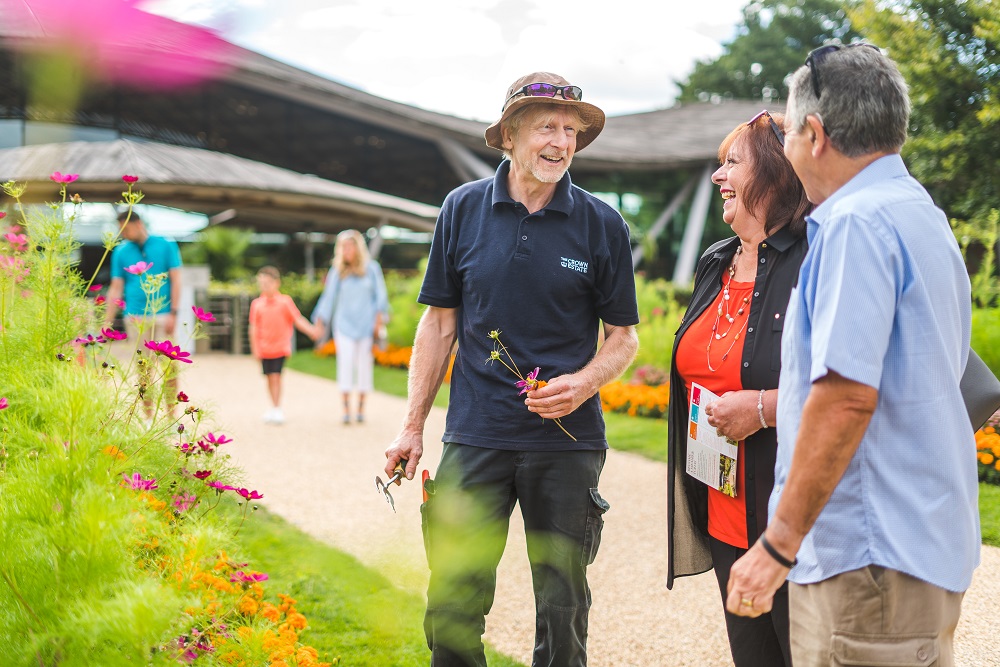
[249,293,302,359]
[674,278,754,549]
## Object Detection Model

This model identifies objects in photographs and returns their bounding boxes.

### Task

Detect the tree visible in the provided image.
[677,0,861,102]
[849,0,1000,223]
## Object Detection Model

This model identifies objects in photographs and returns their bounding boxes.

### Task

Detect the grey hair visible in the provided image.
[786,45,910,158]
[500,104,590,161]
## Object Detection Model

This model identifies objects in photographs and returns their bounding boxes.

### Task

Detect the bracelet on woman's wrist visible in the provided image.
[758,533,797,568]
[757,389,767,429]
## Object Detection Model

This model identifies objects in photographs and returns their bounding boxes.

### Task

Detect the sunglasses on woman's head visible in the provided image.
[747,110,785,146]
[805,43,883,98]
[503,83,584,110]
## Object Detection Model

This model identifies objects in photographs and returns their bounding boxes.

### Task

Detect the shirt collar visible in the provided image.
[491,160,575,217]
[806,154,907,241]
[711,224,801,260]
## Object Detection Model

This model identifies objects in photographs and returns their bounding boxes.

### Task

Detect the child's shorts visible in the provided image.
[261,357,286,375]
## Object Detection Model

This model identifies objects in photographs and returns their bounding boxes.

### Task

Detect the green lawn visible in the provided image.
[240,507,525,667]
[980,482,1000,548]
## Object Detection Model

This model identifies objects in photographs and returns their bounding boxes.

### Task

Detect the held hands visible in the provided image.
[524,373,592,420]
[384,430,423,482]
[704,390,764,441]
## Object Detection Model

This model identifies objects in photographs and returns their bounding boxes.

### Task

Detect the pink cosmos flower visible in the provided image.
[229,570,268,583]
[50,172,79,184]
[124,261,153,275]
[122,175,139,183]
[516,367,541,395]
[207,480,235,492]
[192,306,215,323]
[0,397,8,410]
[144,339,192,363]
[197,441,214,454]
[89,284,103,292]
[123,472,158,491]
[172,492,197,512]
[114,298,126,309]
[203,432,232,447]
[94,296,107,305]
[101,327,127,341]
[176,441,194,454]
[236,488,263,500]
[193,470,212,480]
[176,391,189,403]
[0,212,5,219]
[75,333,104,346]
[4,232,28,251]
[0,256,27,282]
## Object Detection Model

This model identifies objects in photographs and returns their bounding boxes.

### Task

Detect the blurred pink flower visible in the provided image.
[5,0,235,89]
[207,480,235,492]
[0,397,8,410]
[89,284,103,292]
[203,432,232,447]
[516,367,541,396]
[193,470,212,480]
[230,570,268,583]
[124,261,153,274]
[0,212,5,220]
[95,295,106,305]
[123,472,158,491]
[122,175,139,183]
[0,257,27,282]
[101,327,127,341]
[4,232,28,251]
[49,172,79,184]
[236,488,263,500]
[176,441,194,454]
[192,306,215,322]
[176,391,189,403]
[172,492,197,512]
[114,298,126,309]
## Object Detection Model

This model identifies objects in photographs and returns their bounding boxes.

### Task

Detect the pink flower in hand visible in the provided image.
[125,261,153,274]
[192,306,215,322]
[50,172,79,184]
[236,487,263,500]
[122,175,139,183]
[516,367,541,395]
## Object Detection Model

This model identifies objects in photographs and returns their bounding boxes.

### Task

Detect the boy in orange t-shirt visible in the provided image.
[248,266,319,424]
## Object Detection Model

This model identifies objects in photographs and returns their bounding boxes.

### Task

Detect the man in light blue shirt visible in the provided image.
[724,45,979,666]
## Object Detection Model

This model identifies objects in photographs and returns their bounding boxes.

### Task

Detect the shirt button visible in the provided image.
[522,235,528,240]
[917,648,929,661]
[743,362,749,368]
[761,243,767,248]
[754,292,759,297]
[775,313,780,319]
[748,509,755,517]
[760,258,766,263]
[747,327,753,333]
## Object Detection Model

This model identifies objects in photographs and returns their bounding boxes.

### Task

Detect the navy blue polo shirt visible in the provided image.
[419,161,638,451]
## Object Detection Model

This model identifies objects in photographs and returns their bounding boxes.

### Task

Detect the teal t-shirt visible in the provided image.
[110,235,182,315]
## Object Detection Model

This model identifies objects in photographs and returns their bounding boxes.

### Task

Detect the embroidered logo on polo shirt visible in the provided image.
[560,257,589,274]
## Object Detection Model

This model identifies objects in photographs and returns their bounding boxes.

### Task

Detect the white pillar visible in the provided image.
[672,163,715,286]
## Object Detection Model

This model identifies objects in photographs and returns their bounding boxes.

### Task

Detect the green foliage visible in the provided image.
[631,275,685,373]
[850,0,1000,222]
[385,264,427,347]
[953,210,999,309]
[980,482,1000,547]
[972,308,1000,377]
[181,225,255,281]
[677,0,860,102]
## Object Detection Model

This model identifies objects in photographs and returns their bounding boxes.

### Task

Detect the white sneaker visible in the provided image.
[263,408,276,423]
[270,407,285,425]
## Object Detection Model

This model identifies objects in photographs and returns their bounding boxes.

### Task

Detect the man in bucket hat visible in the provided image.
[384,72,639,666]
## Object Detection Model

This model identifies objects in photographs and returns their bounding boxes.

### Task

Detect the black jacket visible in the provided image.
[666,226,808,589]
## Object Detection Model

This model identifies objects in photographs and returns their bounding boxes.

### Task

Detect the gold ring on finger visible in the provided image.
[740,598,754,607]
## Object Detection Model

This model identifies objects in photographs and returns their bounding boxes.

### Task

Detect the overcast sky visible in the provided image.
[141,0,750,122]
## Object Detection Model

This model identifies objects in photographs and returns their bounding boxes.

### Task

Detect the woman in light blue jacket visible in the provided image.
[312,229,389,424]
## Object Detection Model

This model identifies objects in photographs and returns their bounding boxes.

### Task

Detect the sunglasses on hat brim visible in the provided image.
[503,82,583,111]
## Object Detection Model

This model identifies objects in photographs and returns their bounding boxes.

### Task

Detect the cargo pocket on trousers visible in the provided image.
[420,499,434,570]
[832,633,939,666]
[581,488,610,566]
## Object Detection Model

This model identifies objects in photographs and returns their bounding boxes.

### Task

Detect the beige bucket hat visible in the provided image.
[484,72,606,152]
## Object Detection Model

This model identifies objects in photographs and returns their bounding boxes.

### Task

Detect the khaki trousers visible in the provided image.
[790,566,963,667]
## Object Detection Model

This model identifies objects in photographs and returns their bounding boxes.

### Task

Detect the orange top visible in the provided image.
[674,278,754,549]
[249,293,302,359]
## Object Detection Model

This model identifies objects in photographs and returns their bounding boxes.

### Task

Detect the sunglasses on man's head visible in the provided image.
[805,43,882,98]
[503,82,583,110]
[747,110,785,146]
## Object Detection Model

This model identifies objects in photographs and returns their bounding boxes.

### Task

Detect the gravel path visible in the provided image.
[186,354,1000,667]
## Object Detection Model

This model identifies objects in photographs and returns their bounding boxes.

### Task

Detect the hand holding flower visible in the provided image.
[524,372,593,420]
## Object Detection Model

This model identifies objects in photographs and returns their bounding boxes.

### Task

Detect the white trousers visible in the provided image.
[334,332,374,393]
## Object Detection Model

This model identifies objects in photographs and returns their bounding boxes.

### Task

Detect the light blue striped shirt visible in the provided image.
[311,261,389,341]
[771,154,980,592]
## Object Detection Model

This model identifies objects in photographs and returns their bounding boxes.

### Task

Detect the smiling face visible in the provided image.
[502,106,580,185]
[712,138,756,231]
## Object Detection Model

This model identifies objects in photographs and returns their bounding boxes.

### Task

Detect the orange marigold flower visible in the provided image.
[269,661,289,667]
[260,603,282,623]
[296,646,319,661]
[985,426,996,435]
[285,611,308,630]
[102,445,126,460]
[980,452,995,465]
[220,650,241,664]
[237,626,253,640]
[239,595,260,616]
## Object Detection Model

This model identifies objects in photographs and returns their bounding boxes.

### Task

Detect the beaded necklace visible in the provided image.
[707,246,752,372]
